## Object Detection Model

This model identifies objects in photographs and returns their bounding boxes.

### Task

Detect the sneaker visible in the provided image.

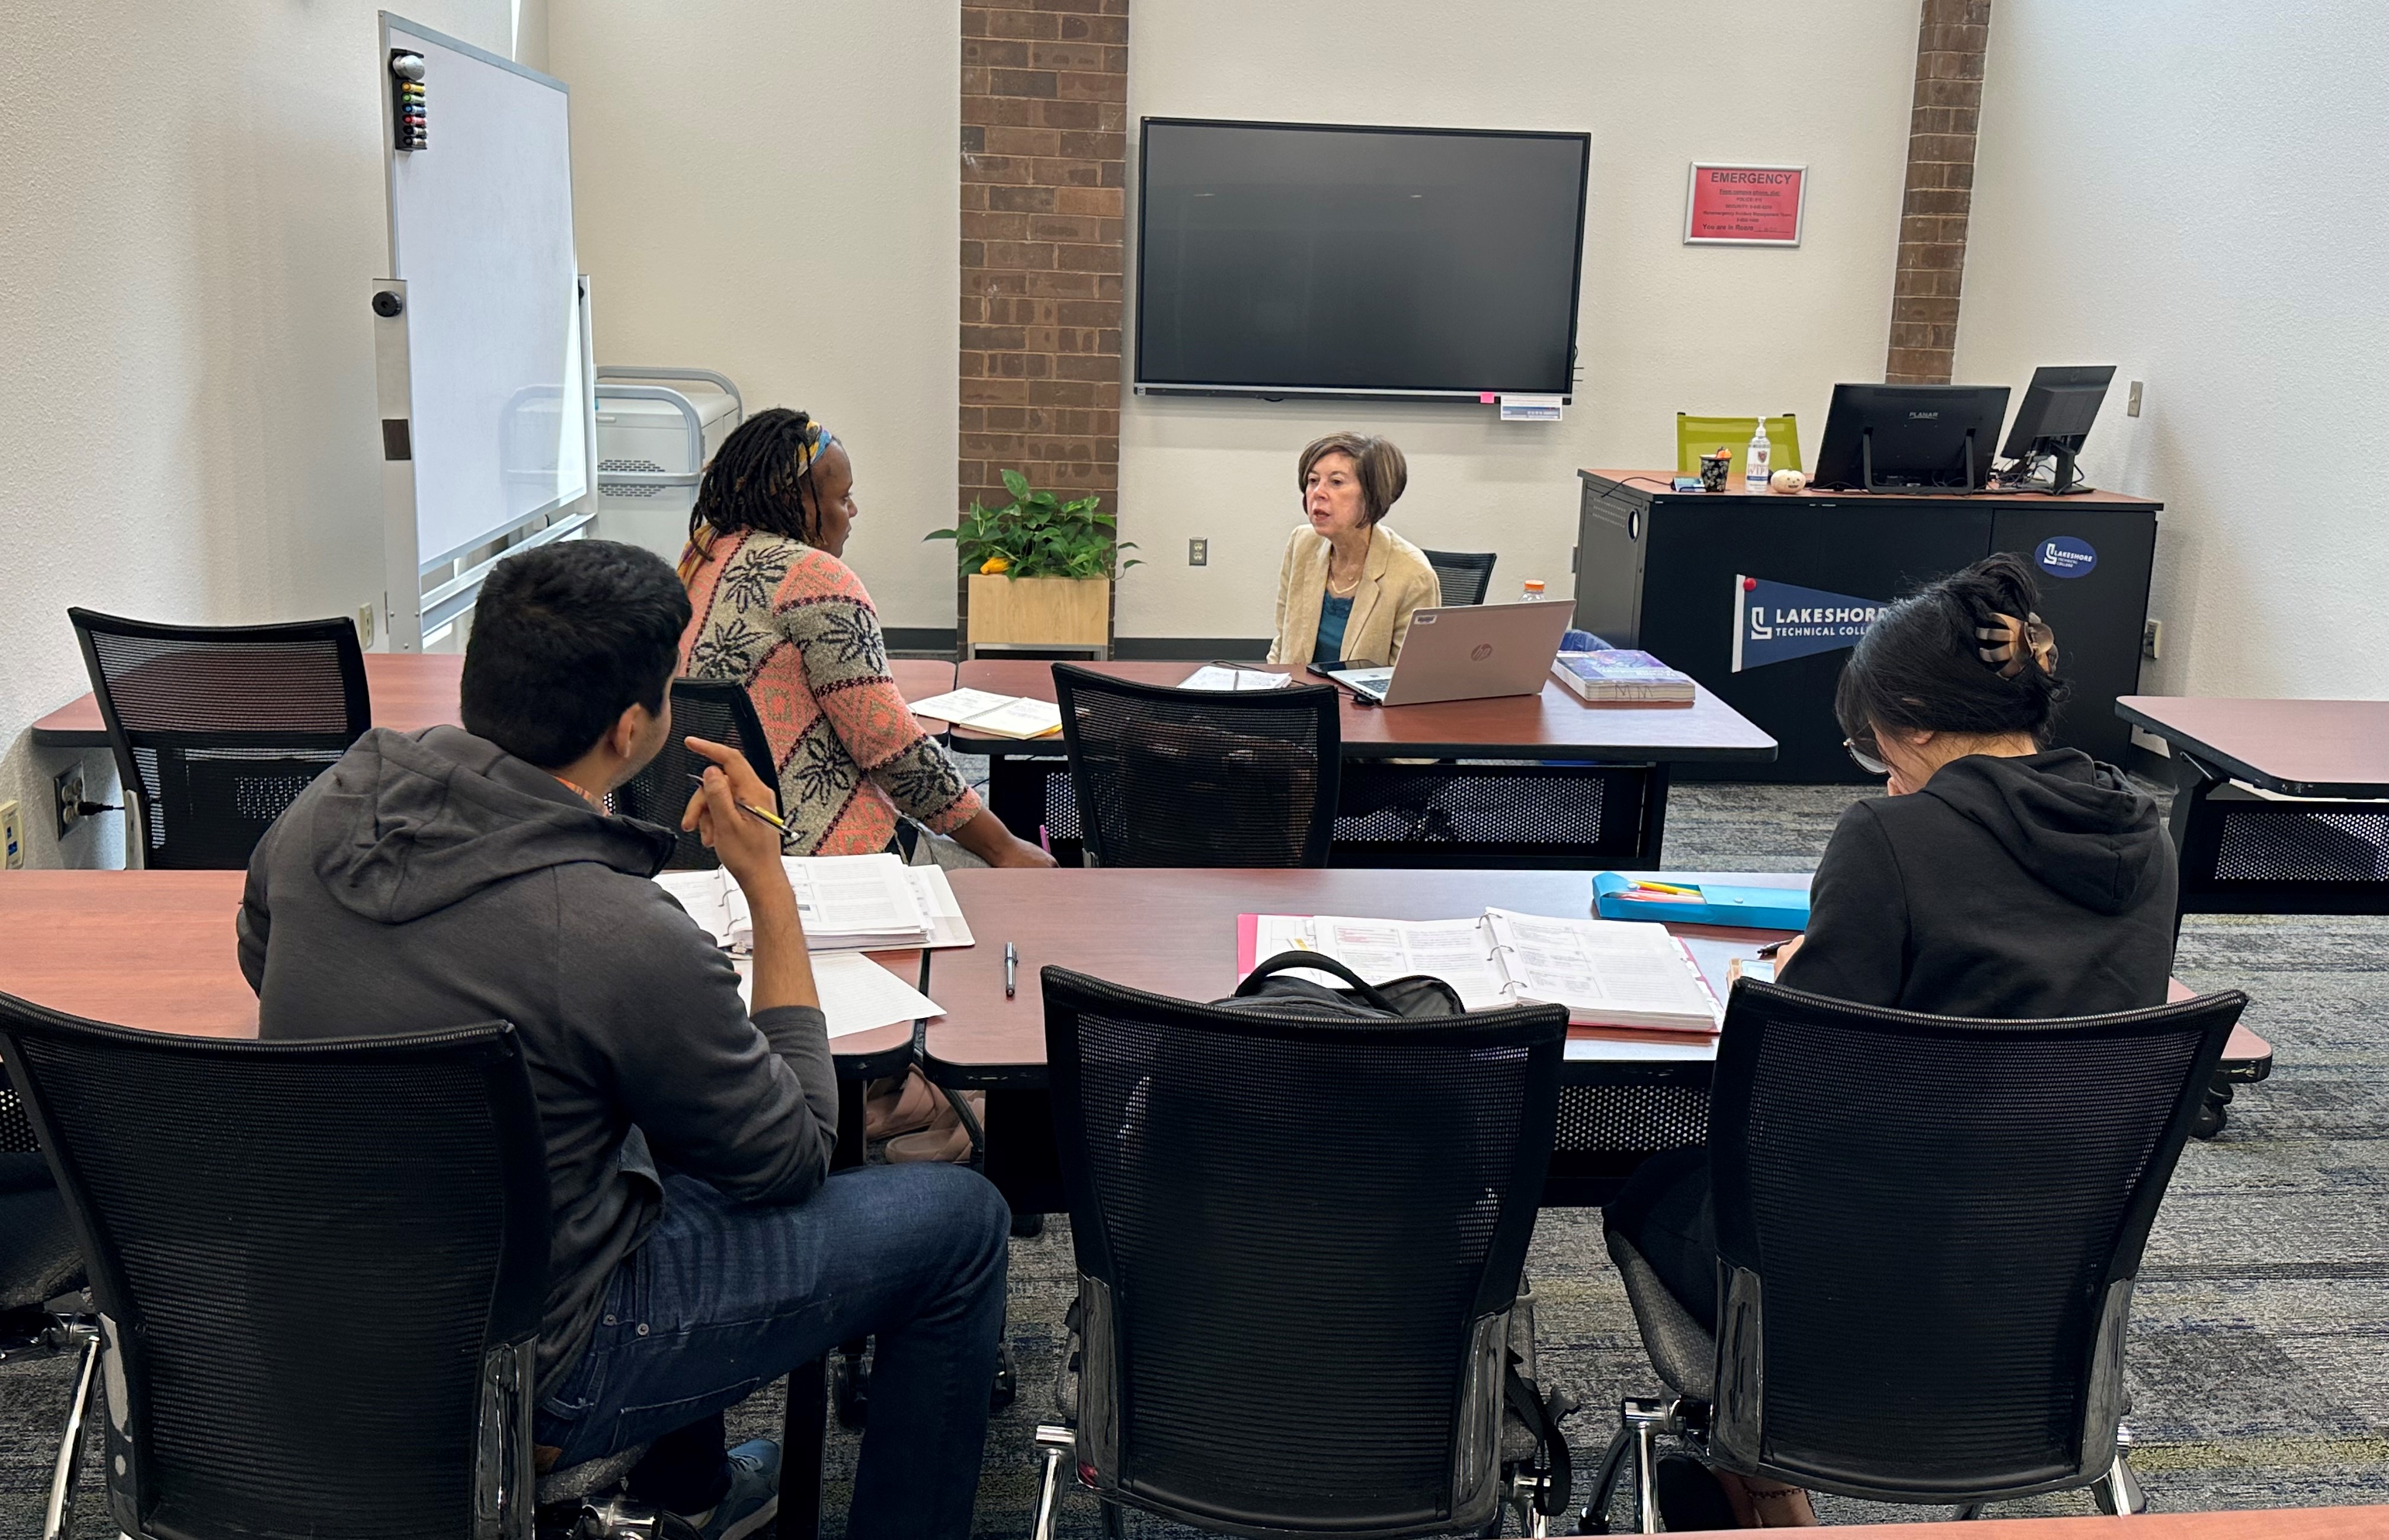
[674,1438,780,1540]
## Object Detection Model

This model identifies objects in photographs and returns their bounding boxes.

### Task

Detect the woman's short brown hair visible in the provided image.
[1296,433,1408,525]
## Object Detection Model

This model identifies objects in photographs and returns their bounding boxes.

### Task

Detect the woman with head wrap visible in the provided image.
[678,408,1053,867]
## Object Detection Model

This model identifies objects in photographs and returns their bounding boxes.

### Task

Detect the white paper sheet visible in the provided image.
[736,950,943,1038]
[904,688,1063,738]
[1247,913,1509,1010]
[1486,908,1721,1030]
[1179,665,1295,692]
[904,865,975,950]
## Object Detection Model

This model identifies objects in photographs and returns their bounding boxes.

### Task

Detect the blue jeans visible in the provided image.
[536,1163,1011,1540]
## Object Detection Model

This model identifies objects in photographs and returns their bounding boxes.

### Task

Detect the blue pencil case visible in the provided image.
[1591,873,1811,931]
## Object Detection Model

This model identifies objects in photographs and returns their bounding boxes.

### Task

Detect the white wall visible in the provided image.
[1117,0,1921,638]
[546,0,1918,639]
[549,0,962,631]
[1958,0,2389,700]
[0,0,518,867]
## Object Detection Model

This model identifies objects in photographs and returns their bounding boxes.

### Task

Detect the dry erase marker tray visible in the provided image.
[1591,873,1810,932]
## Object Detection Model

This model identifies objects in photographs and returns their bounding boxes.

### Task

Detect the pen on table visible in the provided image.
[1038,824,1052,854]
[1631,879,1700,896]
[1756,938,1790,958]
[687,772,787,831]
[1004,942,1018,999]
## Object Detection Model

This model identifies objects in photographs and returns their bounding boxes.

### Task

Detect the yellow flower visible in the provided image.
[979,555,1010,574]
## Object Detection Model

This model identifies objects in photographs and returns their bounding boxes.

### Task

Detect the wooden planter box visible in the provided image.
[963,574,1111,655]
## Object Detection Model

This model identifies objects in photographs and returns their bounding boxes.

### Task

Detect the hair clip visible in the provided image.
[1976,611,2058,677]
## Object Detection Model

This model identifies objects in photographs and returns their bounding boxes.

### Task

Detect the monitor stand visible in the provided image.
[2041,438,2087,495]
[1859,427,1977,494]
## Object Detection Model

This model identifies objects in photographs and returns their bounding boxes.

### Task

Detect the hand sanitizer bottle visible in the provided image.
[1745,420,1772,494]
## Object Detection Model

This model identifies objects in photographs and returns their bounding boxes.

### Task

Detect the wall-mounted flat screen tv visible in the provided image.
[1135,118,1590,402]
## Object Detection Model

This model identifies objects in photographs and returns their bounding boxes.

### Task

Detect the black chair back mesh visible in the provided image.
[609,678,780,869]
[69,609,370,870]
[0,995,550,1540]
[1421,549,1498,607]
[1703,980,2246,1504]
[1053,664,1341,867]
[1042,967,1565,1536]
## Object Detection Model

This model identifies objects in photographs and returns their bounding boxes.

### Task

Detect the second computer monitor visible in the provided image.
[1812,383,2012,492]
[1999,364,2116,459]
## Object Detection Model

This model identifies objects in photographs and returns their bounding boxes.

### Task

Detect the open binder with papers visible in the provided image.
[656,854,973,954]
[905,687,1065,739]
[1239,908,1723,1033]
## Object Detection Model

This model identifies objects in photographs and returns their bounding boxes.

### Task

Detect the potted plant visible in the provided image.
[928,469,1139,656]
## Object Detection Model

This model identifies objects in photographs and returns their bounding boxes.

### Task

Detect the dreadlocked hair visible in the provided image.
[686,408,826,565]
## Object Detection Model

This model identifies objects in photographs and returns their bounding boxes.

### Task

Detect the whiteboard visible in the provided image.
[382,14,586,570]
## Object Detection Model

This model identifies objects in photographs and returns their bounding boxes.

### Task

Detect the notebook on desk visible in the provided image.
[1238,908,1723,1033]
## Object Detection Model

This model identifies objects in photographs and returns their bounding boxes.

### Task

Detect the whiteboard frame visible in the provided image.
[373,13,595,652]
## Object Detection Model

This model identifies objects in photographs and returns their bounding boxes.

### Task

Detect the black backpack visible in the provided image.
[1218,950,1466,1020]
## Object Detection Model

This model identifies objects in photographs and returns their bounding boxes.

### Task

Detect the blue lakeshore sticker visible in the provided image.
[2034,536,2097,579]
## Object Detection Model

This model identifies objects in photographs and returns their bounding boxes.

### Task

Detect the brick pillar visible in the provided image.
[958,0,1129,646]
[1886,0,1990,385]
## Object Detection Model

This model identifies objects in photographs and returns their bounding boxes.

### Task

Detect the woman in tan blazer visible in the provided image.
[1266,433,1442,667]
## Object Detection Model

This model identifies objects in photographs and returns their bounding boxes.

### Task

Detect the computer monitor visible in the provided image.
[1812,384,2011,492]
[1997,364,2115,495]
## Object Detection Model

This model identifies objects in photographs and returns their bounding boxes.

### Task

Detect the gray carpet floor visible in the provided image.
[5,782,2384,1534]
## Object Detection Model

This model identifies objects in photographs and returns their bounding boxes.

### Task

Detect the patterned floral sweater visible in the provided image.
[680,530,982,855]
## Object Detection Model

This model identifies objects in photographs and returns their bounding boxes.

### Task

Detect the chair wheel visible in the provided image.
[2192,1098,2227,1140]
[1011,1211,1046,1238]
[832,1351,869,1430]
[992,1341,1019,1413]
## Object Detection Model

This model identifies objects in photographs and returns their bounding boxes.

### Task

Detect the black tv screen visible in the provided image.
[1135,119,1590,401]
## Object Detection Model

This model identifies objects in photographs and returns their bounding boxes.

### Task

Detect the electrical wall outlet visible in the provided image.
[357,603,376,648]
[2142,618,2163,660]
[55,766,85,840]
[2127,380,2143,418]
[1,800,23,869]
[1188,538,1208,566]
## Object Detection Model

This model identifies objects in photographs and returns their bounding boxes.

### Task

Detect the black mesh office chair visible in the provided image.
[1052,663,1341,867]
[0,995,664,1540]
[1032,967,1577,1538]
[1587,980,2246,1531]
[609,678,782,867]
[68,609,370,870]
[1422,549,1499,607]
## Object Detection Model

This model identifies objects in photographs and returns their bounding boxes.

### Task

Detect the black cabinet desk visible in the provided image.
[1574,469,2160,782]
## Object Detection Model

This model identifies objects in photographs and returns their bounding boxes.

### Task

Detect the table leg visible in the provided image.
[781,1356,827,1540]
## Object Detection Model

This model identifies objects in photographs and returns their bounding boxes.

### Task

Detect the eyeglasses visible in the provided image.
[1844,737,1892,777]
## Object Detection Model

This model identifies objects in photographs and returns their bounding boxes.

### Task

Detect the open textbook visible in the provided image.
[657,854,972,954]
[1241,908,1723,1033]
[905,687,1064,739]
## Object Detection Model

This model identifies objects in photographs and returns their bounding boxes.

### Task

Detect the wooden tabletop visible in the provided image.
[949,659,1776,763]
[1671,1506,2386,1539]
[2116,696,2389,799]
[33,653,961,750]
[1580,468,2163,507]
[0,869,922,1064]
[918,867,2269,1081]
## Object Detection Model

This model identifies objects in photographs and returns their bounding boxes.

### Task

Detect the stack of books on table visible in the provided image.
[906,687,1065,738]
[1238,907,1722,1035]
[655,853,974,953]
[1550,649,1696,703]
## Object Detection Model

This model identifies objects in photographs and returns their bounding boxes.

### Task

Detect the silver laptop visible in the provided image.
[1331,601,1574,706]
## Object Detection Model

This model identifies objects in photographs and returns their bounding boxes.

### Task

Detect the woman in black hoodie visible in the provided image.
[1609,552,2178,1527]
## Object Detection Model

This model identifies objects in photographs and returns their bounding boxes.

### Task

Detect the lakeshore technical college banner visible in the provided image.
[1731,575,1888,673]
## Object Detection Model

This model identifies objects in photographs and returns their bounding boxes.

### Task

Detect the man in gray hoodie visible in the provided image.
[237,539,1007,1540]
